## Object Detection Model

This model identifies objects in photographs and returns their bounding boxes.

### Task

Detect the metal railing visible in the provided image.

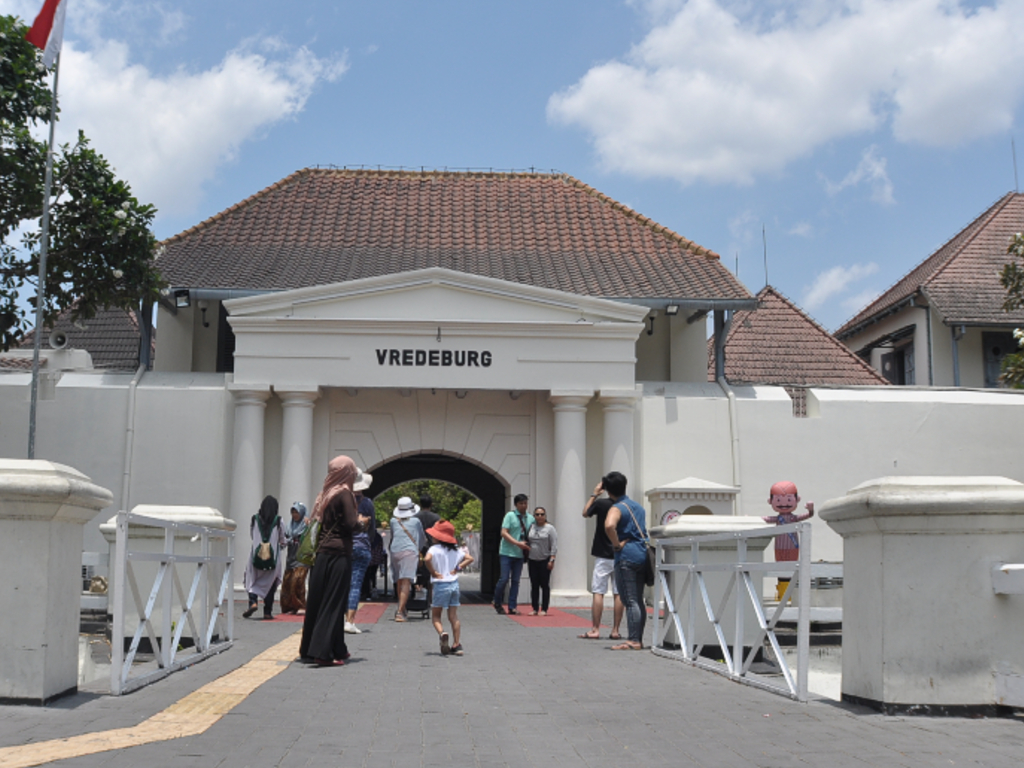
[651,522,811,701]
[110,511,235,695]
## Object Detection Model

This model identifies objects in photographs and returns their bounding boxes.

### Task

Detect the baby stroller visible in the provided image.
[405,557,431,619]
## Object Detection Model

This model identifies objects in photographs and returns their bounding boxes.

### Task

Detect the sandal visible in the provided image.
[610,642,644,651]
[577,630,601,640]
[394,613,406,623]
[608,633,622,640]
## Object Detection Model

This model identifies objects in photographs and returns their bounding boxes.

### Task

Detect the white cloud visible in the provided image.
[803,263,879,310]
[788,221,812,237]
[842,288,882,313]
[54,40,346,217]
[1,1,347,218]
[548,0,1024,185]
[728,209,758,242]
[822,145,895,205]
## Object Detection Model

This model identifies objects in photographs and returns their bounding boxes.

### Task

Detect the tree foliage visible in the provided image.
[1,15,163,351]
[372,479,481,532]
[999,232,1024,387]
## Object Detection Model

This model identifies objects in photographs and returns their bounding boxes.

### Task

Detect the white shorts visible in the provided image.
[390,550,419,581]
[590,557,618,595]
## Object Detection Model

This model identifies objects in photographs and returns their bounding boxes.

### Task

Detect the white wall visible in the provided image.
[639,382,1024,561]
[0,372,234,553]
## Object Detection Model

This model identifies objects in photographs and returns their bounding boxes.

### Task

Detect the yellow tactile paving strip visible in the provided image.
[0,632,300,768]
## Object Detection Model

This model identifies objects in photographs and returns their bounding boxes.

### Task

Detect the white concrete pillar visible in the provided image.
[549,390,592,602]
[820,476,1024,714]
[228,385,270,589]
[599,388,638,478]
[277,386,320,512]
[0,460,112,704]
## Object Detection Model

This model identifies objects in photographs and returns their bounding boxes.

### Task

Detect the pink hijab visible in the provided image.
[312,455,358,523]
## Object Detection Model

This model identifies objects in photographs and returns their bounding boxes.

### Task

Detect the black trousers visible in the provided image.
[300,551,352,662]
[528,558,551,612]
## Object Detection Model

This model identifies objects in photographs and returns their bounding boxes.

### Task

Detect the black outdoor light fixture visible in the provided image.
[173,289,191,308]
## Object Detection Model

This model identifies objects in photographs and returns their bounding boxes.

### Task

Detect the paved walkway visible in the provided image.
[0,601,1021,768]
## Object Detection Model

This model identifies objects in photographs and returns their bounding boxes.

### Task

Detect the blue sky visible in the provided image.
[6,0,1024,331]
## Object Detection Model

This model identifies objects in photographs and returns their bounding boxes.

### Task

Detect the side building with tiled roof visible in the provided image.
[708,286,888,413]
[153,168,754,382]
[835,192,1024,387]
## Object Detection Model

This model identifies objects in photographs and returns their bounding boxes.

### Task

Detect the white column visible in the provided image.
[599,389,638,479]
[228,385,270,589]
[277,386,320,513]
[549,390,592,602]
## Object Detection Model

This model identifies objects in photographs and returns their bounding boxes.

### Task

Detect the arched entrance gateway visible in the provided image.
[223,268,661,601]
[367,453,507,594]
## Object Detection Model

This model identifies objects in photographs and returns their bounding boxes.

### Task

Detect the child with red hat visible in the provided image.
[424,520,474,656]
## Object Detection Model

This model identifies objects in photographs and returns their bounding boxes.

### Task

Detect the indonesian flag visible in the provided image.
[25,0,67,69]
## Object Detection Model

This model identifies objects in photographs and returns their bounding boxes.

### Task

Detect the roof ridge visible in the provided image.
[922,191,1018,290]
[834,191,1017,335]
[558,174,721,260]
[160,169,312,249]
[757,285,889,384]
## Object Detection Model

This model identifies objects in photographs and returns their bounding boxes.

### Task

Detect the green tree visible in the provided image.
[1,15,163,351]
[999,232,1024,387]
[372,479,480,530]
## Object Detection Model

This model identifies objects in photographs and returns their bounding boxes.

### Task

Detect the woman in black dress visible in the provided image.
[299,455,367,666]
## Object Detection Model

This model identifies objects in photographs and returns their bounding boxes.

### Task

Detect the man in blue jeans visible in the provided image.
[493,493,533,615]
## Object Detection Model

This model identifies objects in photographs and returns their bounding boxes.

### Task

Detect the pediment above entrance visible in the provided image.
[224,269,648,391]
[224,268,650,325]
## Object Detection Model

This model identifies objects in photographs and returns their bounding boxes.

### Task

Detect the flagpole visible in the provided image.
[28,53,60,460]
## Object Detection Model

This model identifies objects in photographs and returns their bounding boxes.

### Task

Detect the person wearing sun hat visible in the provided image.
[424,519,474,656]
[389,496,425,621]
[344,471,375,634]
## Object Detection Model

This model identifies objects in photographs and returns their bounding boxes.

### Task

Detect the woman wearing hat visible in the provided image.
[424,520,473,656]
[344,471,376,634]
[299,456,368,666]
[389,496,425,622]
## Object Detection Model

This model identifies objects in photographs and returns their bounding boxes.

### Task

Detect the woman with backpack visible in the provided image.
[243,495,286,619]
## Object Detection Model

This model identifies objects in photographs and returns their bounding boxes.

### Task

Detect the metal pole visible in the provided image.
[28,54,61,459]
[797,523,811,702]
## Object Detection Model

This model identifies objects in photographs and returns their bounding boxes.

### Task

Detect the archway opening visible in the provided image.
[366,453,507,595]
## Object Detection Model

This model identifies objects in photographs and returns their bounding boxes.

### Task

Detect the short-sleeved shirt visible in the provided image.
[390,516,425,554]
[427,544,464,583]
[585,497,615,560]
[498,509,535,559]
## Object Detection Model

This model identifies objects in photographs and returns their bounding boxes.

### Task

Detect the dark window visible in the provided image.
[216,303,235,373]
[880,343,915,385]
[983,331,1016,388]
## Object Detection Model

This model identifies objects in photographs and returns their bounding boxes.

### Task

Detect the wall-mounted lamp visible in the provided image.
[646,311,657,336]
[665,304,679,316]
[455,390,468,399]
[197,300,210,327]
[399,388,413,397]
[345,388,359,397]
[509,390,522,400]
[173,288,191,308]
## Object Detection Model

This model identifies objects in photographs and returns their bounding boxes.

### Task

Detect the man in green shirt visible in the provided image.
[493,494,534,615]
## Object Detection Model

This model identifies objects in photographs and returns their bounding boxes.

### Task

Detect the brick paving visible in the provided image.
[1,599,1022,767]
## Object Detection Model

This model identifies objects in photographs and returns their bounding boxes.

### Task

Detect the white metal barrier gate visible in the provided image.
[651,522,811,702]
[110,511,235,695]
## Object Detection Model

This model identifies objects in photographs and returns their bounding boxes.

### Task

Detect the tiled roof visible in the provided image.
[157,169,751,303]
[18,307,147,370]
[0,356,45,370]
[709,286,889,386]
[835,192,1024,338]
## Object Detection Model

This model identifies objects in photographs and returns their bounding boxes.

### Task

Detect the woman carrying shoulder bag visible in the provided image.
[389,497,425,622]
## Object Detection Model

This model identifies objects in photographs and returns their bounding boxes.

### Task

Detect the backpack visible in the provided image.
[252,514,280,571]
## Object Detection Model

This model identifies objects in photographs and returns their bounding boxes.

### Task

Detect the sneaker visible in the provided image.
[493,603,506,615]
[440,631,450,655]
[344,622,361,634]
[242,604,258,619]
[450,644,464,656]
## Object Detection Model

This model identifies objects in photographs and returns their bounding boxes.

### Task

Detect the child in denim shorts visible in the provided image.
[424,520,474,656]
